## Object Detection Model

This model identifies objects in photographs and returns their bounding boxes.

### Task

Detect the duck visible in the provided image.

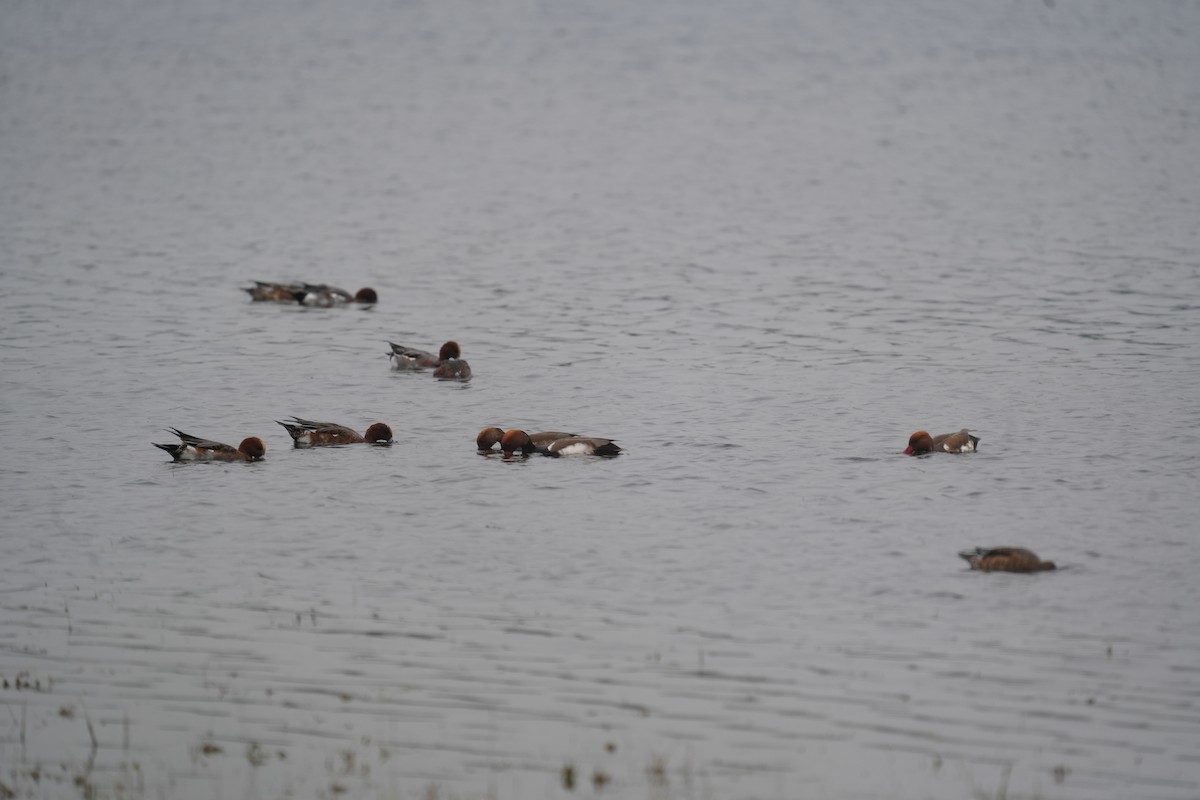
[388,341,470,379]
[497,430,621,457]
[904,429,979,455]
[245,282,377,305]
[476,427,576,451]
[276,417,393,446]
[958,547,1057,573]
[294,284,377,306]
[153,428,266,462]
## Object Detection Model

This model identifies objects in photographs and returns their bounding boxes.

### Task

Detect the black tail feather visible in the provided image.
[153,442,184,460]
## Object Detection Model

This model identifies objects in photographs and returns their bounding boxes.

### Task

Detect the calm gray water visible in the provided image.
[2,1,1200,798]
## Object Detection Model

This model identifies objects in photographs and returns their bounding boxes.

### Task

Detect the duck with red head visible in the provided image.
[388,340,471,379]
[904,429,979,455]
[276,417,393,446]
[294,284,378,307]
[388,340,464,371]
[246,282,377,305]
[959,547,1056,573]
[153,428,266,462]
[492,429,620,457]
[477,427,576,452]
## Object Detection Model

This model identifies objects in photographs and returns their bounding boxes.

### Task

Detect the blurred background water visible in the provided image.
[2,0,1199,798]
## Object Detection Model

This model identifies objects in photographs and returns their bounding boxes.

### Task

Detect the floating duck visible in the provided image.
[153,428,266,462]
[276,417,393,446]
[959,547,1056,573]
[904,429,979,454]
[388,340,470,380]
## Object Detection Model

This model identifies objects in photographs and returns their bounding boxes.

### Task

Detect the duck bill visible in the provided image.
[903,446,915,455]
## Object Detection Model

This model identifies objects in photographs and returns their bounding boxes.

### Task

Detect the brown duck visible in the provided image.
[389,340,470,380]
[496,430,621,458]
[904,429,979,454]
[277,417,393,446]
[959,547,1056,573]
[477,428,575,451]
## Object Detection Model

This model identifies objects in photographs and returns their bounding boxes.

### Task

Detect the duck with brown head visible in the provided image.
[276,417,394,446]
[153,428,266,462]
[294,284,378,307]
[959,547,1056,573]
[246,282,377,305]
[904,429,979,455]
[492,429,621,457]
[388,340,468,376]
[477,427,576,452]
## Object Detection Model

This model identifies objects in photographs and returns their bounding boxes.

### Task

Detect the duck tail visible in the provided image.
[153,442,184,460]
[275,420,303,439]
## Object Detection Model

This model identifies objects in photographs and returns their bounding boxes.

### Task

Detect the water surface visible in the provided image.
[2,1,1199,798]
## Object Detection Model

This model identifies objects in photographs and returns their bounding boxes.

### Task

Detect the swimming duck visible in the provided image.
[958,547,1056,573]
[904,429,979,455]
[276,417,393,446]
[388,341,470,379]
[153,428,266,462]
[294,284,377,306]
[245,282,377,305]
[497,430,621,457]
[476,427,576,451]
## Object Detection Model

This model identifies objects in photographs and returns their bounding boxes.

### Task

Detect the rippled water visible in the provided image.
[3,1,1200,798]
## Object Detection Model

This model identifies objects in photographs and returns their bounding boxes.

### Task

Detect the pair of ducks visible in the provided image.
[246,282,468,381]
[153,418,394,462]
[247,284,468,379]
[245,281,378,307]
[476,428,622,457]
[246,286,469,380]
[905,429,1055,573]
[388,341,471,380]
